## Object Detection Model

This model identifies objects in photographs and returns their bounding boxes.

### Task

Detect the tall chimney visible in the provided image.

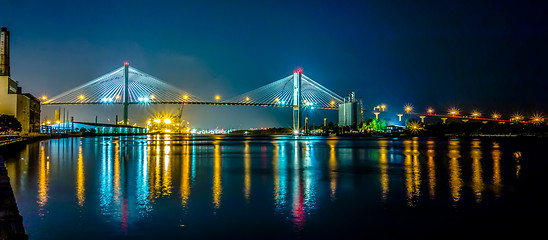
[0,27,10,77]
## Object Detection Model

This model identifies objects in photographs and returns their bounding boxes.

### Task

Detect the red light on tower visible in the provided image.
[124,62,129,66]
[297,68,303,74]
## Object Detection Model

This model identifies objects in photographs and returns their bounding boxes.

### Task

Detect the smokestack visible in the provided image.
[0,27,10,76]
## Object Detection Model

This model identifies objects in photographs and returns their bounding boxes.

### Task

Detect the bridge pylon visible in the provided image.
[292,69,302,132]
[123,62,129,125]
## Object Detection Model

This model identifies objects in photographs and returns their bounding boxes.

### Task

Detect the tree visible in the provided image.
[0,114,22,134]
[361,118,387,132]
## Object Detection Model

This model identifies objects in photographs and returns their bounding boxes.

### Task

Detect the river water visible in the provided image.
[3,135,547,239]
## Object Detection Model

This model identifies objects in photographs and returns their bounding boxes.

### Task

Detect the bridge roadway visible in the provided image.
[41,101,339,110]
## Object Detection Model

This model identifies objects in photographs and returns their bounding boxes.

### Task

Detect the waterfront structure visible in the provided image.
[41,121,146,134]
[338,92,362,130]
[0,27,41,134]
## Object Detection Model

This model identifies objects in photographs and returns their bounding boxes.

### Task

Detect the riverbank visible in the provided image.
[0,155,28,239]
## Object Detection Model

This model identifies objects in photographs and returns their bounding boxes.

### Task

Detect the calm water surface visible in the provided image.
[3,135,548,239]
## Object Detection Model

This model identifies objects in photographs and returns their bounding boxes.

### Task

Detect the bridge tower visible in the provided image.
[123,62,129,125]
[292,69,302,132]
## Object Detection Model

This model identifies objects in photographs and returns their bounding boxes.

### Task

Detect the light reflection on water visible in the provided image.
[3,135,534,239]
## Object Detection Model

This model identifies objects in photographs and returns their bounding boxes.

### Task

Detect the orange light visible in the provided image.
[41,96,47,101]
[427,108,434,114]
[124,62,129,65]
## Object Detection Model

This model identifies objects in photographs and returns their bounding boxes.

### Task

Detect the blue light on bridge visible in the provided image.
[101,97,114,103]
[138,97,150,103]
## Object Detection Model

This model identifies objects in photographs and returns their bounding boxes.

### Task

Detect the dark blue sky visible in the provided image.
[2,0,548,127]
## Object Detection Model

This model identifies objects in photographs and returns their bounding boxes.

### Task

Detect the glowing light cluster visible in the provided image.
[138,97,150,103]
[101,97,115,103]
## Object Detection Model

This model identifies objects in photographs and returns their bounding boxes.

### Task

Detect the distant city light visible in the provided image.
[427,108,434,114]
[245,97,250,101]
[492,113,500,119]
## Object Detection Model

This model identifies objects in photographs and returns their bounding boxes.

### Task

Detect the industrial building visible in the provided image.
[338,92,362,130]
[0,26,41,133]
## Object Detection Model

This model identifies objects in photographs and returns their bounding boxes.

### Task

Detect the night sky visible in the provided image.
[1,1,548,128]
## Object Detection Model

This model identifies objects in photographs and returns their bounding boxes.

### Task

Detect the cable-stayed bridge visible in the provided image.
[42,63,345,130]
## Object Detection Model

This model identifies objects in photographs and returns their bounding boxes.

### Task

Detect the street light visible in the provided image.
[42,96,47,101]
[448,108,459,117]
[216,95,220,102]
[471,111,481,118]
[427,108,434,114]
[79,95,85,100]
[404,104,413,114]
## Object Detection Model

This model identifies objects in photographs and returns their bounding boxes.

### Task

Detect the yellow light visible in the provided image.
[492,114,499,119]
[79,95,84,100]
[42,96,47,101]
[448,108,460,116]
[46,121,51,125]
[115,95,120,99]
[427,108,434,114]
[246,97,250,101]
[380,104,386,111]
[275,98,279,102]
[331,101,335,106]
[184,95,188,100]
[471,111,481,118]
[404,104,413,113]
[150,95,155,99]
[164,118,172,124]
[530,113,544,124]
[216,95,220,101]
[154,118,161,123]
[512,113,523,121]
[56,121,60,124]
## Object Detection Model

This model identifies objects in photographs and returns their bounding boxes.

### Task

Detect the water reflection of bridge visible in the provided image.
[5,136,515,230]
